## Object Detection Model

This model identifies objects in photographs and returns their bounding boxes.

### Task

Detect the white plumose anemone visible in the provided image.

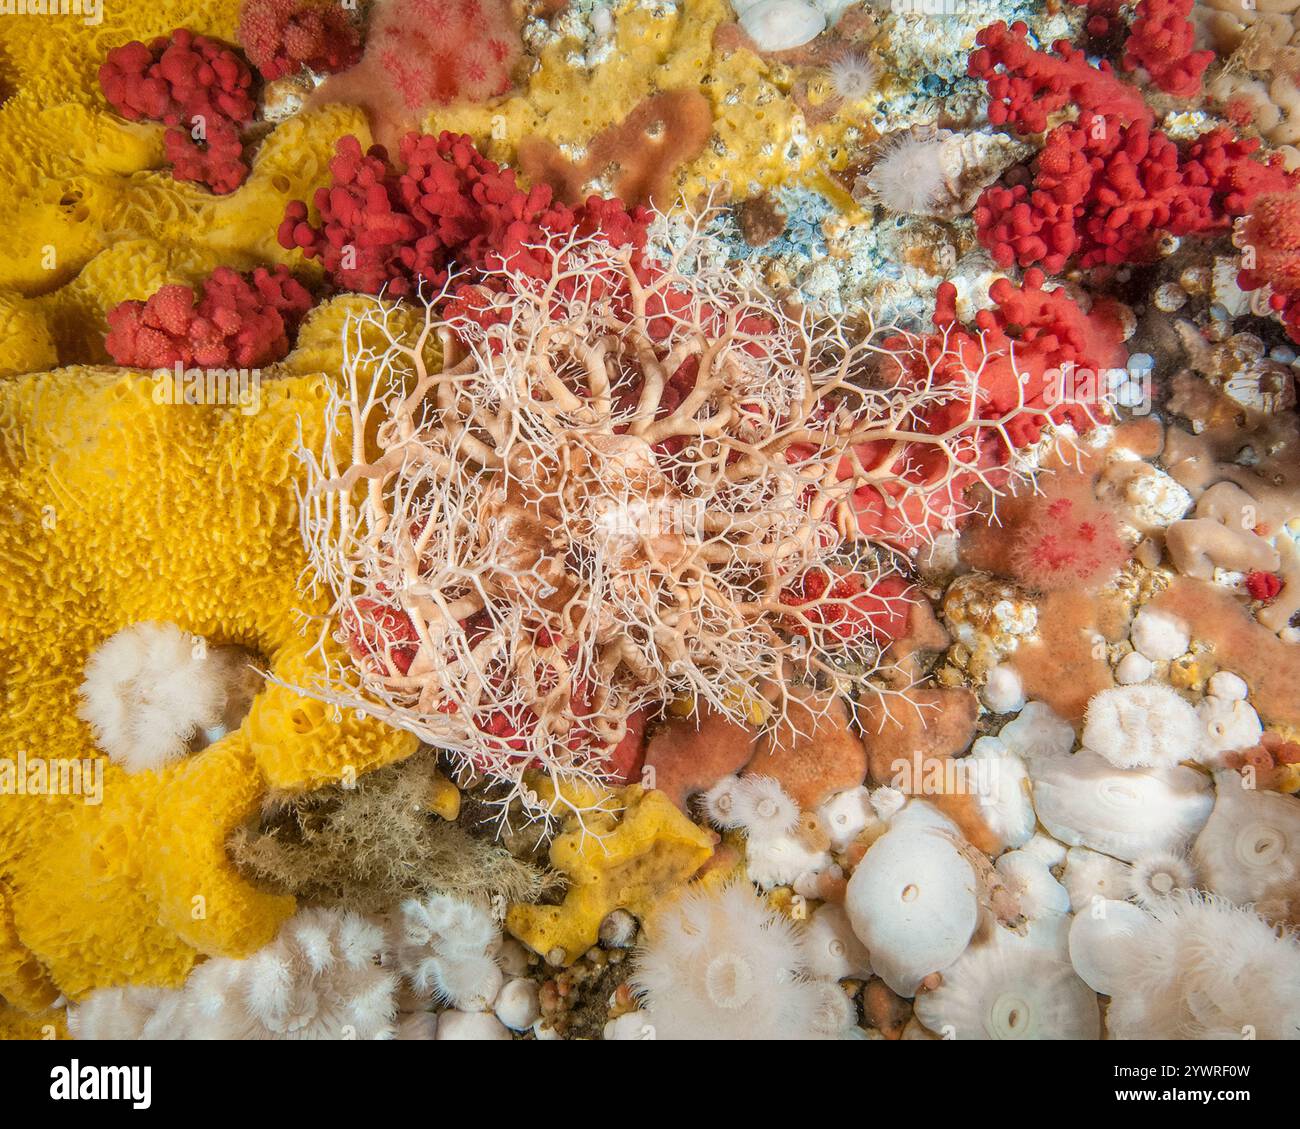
[844,803,979,997]
[969,736,1036,851]
[915,920,1100,1040]
[1027,750,1214,863]
[997,700,1076,762]
[1096,892,1300,1039]
[390,894,503,1012]
[630,881,829,1040]
[1193,771,1300,925]
[77,621,261,773]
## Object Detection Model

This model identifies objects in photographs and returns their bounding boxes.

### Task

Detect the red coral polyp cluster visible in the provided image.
[238,0,363,81]
[105,266,313,368]
[99,28,257,194]
[1238,190,1300,341]
[1008,484,1129,592]
[976,119,1293,273]
[967,21,1150,136]
[1121,0,1213,99]
[969,17,1299,275]
[278,131,649,297]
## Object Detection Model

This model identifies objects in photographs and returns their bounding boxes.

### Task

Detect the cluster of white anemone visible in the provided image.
[69,896,539,1041]
[722,670,1299,1040]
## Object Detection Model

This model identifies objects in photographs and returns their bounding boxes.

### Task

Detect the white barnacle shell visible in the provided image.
[844,803,978,997]
[1193,771,1300,924]
[1027,750,1214,863]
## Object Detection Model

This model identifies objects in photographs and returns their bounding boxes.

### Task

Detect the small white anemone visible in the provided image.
[816,785,880,851]
[391,894,503,1012]
[844,803,979,997]
[1194,695,1263,767]
[827,50,877,102]
[1062,846,1134,913]
[1129,606,1191,661]
[1193,771,1300,924]
[970,736,1036,852]
[745,831,832,891]
[732,776,801,839]
[1082,683,1201,769]
[981,663,1026,714]
[995,848,1071,919]
[804,903,872,981]
[863,130,949,216]
[1028,750,1214,863]
[1127,850,1197,907]
[698,775,746,829]
[915,920,1100,1039]
[997,701,1076,762]
[77,621,261,773]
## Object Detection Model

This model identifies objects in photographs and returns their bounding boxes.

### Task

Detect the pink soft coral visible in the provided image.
[305,0,523,150]
[238,0,363,81]
[105,266,313,368]
[1007,483,1129,592]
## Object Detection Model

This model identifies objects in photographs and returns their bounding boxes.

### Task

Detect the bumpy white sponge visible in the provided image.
[1081,683,1200,769]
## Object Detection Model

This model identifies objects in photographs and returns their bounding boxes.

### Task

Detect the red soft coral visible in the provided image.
[105,265,313,368]
[967,20,1150,135]
[1122,0,1213,99]
[278,131,649,297]
[1238,189,1300,342]
[1007,483,1129,592]
[976,116,1297,272]
[99,29,256,193]
[238,0,363,81]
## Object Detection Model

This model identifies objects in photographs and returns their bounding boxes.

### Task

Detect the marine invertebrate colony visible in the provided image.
[292,200,1103,816]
